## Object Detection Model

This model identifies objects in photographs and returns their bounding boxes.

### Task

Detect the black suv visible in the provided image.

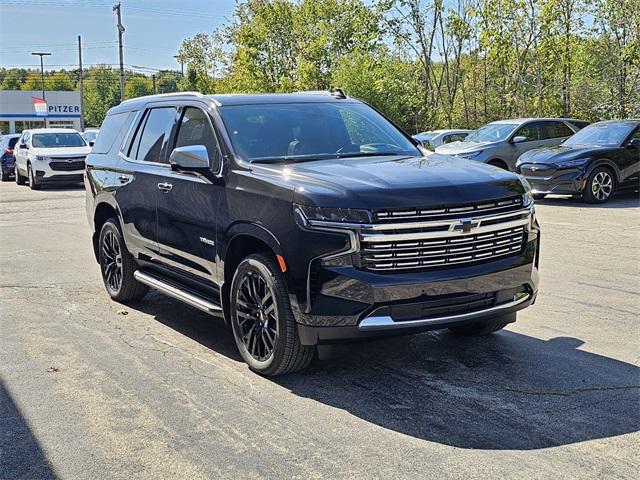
[86,92,540,375]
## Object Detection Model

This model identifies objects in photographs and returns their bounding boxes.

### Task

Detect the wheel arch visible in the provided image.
[92,201,122,262]
[486,158,509,170]
[585,159,620,185]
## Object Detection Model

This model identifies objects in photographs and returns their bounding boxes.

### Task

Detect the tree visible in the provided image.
[22,73,46,92]
[83,66,121,127]
[125,76,153,99]
[46,71,75,91]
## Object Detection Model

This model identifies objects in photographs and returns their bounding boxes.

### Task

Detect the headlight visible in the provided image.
[555,158,588,168]
[520,176,534,207]
[459,150,483,158]
[36,155,51,161]
[296,204,371,224]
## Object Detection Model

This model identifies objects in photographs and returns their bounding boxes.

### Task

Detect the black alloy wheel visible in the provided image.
[230,253,314,376]
[101,228,123,294]
[235,270,278,362]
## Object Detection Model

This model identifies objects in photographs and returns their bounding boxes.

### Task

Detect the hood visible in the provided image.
[252,154,525,209]
[31,146,92,157]
[518,145,615,165]
[435,140,496,155]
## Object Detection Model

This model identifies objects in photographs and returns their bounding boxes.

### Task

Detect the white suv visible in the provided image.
[14,128,91,190]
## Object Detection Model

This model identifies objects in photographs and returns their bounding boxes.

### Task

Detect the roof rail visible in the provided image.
[297,89,347,99]
[119,91,204,105]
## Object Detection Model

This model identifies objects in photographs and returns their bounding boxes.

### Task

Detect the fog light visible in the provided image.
[514,290,528,301]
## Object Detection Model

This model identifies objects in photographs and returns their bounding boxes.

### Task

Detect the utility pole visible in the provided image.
[78,35,85,131]
[31,52,51,127]
[113,2,125,102]
[152,74,157,94]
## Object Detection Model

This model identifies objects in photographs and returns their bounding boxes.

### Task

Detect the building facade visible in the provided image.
[0,90,82,134]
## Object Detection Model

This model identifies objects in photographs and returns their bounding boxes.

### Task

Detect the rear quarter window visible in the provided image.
[92,111,136,154]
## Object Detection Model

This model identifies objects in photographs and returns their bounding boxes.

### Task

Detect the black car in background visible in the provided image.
[517,120,640,203]
[0,134,20,181]
[86,91,540,376]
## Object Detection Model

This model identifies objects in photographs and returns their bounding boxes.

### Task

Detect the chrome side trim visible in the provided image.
[360,217,530,243]
[358,293,531,331]
[306,207,532,232]
[133,270,222,315]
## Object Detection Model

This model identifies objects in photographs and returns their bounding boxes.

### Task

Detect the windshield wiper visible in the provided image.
[335,151,405,159]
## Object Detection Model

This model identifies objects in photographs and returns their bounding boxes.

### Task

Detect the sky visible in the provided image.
[0,0,235,74]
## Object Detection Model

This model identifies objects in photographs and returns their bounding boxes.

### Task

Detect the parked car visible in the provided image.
[86,91,540,376]
[0,133,21,181]
[14,128,91,190]
[82,128,100,145]
[516,120,640,203]
[435,118,589,171]
[413,129,473,150]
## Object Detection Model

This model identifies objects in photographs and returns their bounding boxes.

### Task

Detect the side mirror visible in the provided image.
[512,136,528,144]
[169,145,210,171]
[19,143,28,149]
[88,141,95,147]
[627,138,640,148]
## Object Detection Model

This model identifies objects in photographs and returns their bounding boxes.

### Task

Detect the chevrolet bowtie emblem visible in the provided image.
[453,218,479,234]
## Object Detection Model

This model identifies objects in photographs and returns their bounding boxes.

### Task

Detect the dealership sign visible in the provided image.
[33,97,48,116]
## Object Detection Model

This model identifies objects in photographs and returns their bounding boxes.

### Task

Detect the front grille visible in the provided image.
[360,226,525,272]
[519,164,555,177]
[50,159,85,171]
[355,195,529,273]
[388,292,496,322]
[374,196,522,222]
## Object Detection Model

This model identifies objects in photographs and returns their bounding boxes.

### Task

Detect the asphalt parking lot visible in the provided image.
[0,182,638,479]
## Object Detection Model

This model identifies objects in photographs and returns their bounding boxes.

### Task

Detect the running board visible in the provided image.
[134,270,223,316]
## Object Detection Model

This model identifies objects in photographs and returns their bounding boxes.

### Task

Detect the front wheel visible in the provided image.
[98,218,148,302]
[583,166,615,203]
[230,253,314,376]
[27,164,40,190]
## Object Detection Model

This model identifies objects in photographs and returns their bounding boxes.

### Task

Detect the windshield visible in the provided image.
[466,123,518,143]
[563,123,635,147]
[415,132,437,141]
[219,102,420,163]
[32,132,86,148]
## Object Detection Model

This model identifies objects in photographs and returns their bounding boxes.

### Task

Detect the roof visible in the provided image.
[24,128,81,134]
[109,91,359,113]
[489,118,588,125]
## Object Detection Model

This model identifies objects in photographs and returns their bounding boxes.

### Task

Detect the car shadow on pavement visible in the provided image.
[538,190,639,208]
[275,330,640,450]
[0,379,58,479]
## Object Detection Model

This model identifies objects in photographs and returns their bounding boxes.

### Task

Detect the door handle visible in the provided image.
[118,175,129,184]
[157,182,173,192]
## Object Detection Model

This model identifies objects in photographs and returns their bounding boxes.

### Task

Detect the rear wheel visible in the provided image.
[15,166,26,185]
[98,218,148,302]
[27,164,40,190]
[230,253,314,376]
[0,168,9,182]
[583,166,615,203]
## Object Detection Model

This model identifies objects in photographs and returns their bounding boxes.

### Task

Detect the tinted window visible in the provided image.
[93,112,135,154]
[8,137,18,149]
[569,120,590,130]
[447,133,467,143]
[544,121,574,139]
[563,122,636,147]
[174,107,221,170]
[32,132,86,148]
[131,107,176,163]
[220,102,419,163]
[515,123,543,141]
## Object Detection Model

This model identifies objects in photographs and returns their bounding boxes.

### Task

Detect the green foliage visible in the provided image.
[46,71,75,91]
[83,66,121,127]
[125,76,153,99]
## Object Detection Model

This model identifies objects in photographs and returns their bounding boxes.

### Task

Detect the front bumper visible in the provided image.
[518,164,585,195]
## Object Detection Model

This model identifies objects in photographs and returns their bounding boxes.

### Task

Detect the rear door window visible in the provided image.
[129,107,177,163]
[92,111,135,154]
[544,121,574,139]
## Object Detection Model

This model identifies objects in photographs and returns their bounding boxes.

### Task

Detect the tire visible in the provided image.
[533,193,547,201]
[15,166,26,185]
[230,253,314,376]
[27,164,40,190]
[98,218,148,302]
[0,167,8,182]
[583,166,615,203]
[448,313,515,336]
